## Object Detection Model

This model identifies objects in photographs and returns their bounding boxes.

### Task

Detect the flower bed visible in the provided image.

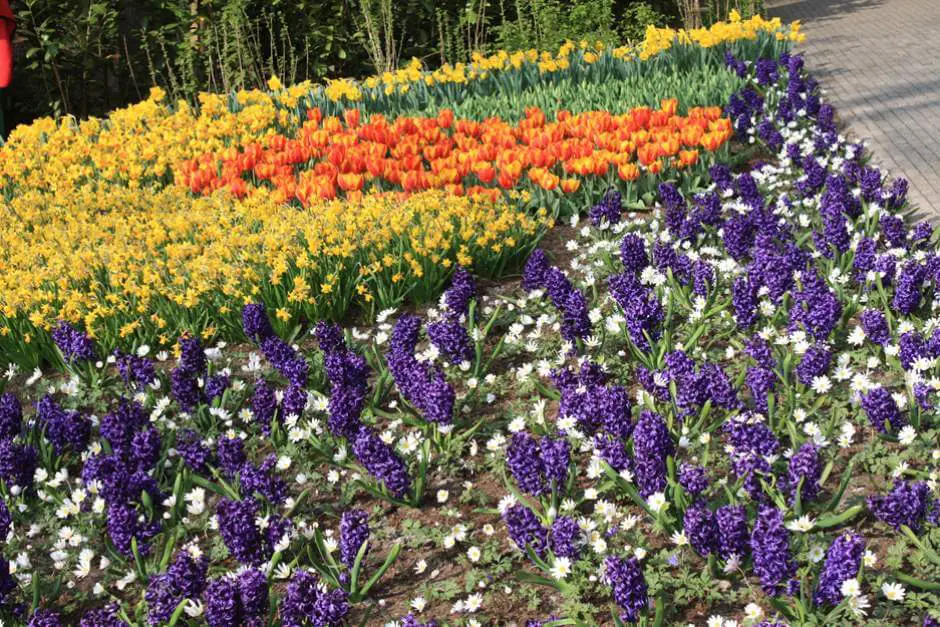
[1,15,939,627]
[0,18,796,366]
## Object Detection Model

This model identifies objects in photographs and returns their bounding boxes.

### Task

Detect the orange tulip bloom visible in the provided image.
[618,163,640,181]
[560,178,581,194]
[473,163,496,184]
[678,150,699,167]
[337,173,364,192]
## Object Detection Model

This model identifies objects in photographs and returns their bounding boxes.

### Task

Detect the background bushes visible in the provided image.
[6,0,686,124]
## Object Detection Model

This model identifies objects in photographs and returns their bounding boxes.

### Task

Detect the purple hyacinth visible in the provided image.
[100,397,148,454]
[892,260,926,315]
[716,504,749,561]
[280,570,349,627]
[281,383,307,420]
[503,504,547,556]
[860,386,906,433]
[899,331,928,371]
[27,610,61,627]
[506,432,548,496]
[604,556,649,623]
[170,366,201,413]
[0,498,11,540]
[387,315,455,425]
[683,500,718,557]
[880,214,907,248]
[790,270,842,340]
[146,551,209,625]
[589,188,623,226]
[175,430,211,473]
[260,336,309,387]
[35,395,90,455]
[550,516,581,559]
[542,267,591,342]
[238,569,269,622]
[216,498,267,565]
[732,276,758,329]
[787,443,821,504]
[609,272,663,351]
[442,267,476,321]
[429,270,475,364]
[51,321,96,362]
[522,249,550,291]
[867,481,931,532]
[745,366,776,414]
[540,436,570,488]
[351,426,411,498]
[795,344,831,386]
[318,324,370,439]
[678,464,709,496]
[0,392,21,442]
[619,233,649,274]
[427,320,473,365]
[204,577,239,627]
[242,303,275,342]
[859,309,890,345]
[80,605,128,627]
[115,350,157,388]
[131,426,162,471]
[107,501,159,557]
[594,434,631,472]
[750,505,796,596]
[886,177,909,210]
[216,436,246,477]
[240,455,288,504]
[402,614,438,627]
[631,411,673,498]
[205,373,229,402]
[813,533,864,606]
[251,379,278,435]
[339,509,370,568]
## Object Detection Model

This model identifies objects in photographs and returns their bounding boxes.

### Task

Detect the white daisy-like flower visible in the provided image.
[467,546,481,563]
[464,592,483,612]
[863,549,877,568]
[847,594,870,618]
[744,603,763,621]
[785,515,815,532]
[881,581,906,601]
[647,492,667,513]
[840,578,861,598]
[808,545,825,563]
[811,375,832,394]
[550,556,572,580]
[898,425,917,445]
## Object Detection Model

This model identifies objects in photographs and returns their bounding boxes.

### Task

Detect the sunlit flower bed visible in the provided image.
[0,34,939,627]
[0,19,794,366]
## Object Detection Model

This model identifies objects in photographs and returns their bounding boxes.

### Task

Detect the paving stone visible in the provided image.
[768,0,940,219]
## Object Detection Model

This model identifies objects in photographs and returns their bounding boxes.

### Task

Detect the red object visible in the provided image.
[0,0,14,88]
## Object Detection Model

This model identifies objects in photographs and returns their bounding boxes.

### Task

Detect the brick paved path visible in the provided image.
[768,0,940,220]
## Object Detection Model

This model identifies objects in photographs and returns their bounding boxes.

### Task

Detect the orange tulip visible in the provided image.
[473,163,496,184]
[337,173,364,192]
[618,163,640,181]
[678,149,699,168]
[560,178,581,194]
